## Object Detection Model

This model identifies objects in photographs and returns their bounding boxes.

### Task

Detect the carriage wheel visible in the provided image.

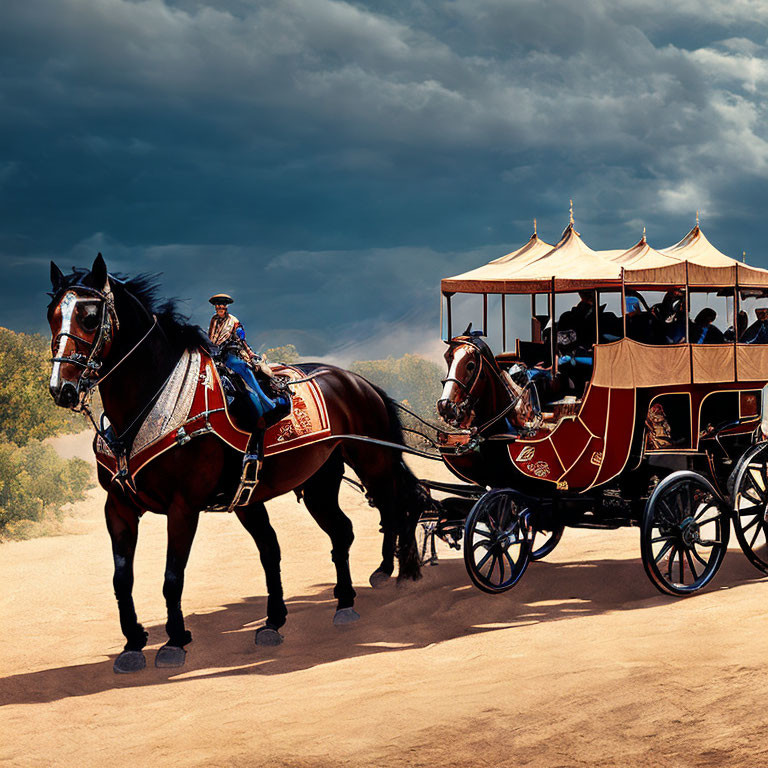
[530,522,564,561]
[732,442,768,573]
[641,471,729,596]
[463,489,531,594]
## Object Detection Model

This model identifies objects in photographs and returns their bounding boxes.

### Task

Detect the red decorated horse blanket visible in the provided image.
[94,350,331,484]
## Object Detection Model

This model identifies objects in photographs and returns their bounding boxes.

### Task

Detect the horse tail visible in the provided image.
[367,382,430,580]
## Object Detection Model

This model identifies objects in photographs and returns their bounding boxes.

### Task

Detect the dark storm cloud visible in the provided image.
[2,0,768,357]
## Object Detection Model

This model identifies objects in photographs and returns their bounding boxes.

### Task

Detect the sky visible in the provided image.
[2,0,768,361]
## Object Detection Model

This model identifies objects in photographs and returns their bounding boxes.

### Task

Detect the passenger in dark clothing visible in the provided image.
[691,308,724,344]
[742,308,768,344]
[660,287,687,343]
[571,291,597,347]
[724,310,748,342]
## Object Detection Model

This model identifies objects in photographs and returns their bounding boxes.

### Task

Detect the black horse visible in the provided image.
[48,254,425,673]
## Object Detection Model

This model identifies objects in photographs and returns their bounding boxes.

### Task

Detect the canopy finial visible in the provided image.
[642,225,646,239]
[743,250,747,263]
[533,218,537,236]
[569,199,574,226]
[696,209,700,226]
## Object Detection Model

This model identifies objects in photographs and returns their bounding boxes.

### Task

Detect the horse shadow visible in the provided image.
[1,549,763,706]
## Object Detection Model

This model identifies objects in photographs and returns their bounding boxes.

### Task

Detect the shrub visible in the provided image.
[0,439,93,539]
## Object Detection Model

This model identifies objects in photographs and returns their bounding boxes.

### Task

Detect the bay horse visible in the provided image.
[47,254,425,673]
[437,328,520,433]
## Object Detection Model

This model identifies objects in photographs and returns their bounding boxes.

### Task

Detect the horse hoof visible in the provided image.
[113,650,146,674]
[369,569,391,589]
[255,627,283,646]
[333,607,360,625]
[155,645,187,668]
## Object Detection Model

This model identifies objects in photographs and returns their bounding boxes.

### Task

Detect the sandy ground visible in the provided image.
[2,431,768,767]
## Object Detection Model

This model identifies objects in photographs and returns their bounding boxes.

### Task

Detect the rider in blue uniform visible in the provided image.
[207,293,291,481]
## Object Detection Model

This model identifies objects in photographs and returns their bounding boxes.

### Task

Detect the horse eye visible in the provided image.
[79,308,100,332]
[466,361,476,373]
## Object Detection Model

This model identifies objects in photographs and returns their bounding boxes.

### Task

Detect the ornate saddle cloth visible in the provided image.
[94,351,332,484]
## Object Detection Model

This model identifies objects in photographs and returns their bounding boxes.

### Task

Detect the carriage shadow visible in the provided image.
[2,551,763,706]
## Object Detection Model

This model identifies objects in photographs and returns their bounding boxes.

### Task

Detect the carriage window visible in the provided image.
[626,289,686,345]
[688,289,732,344]
[645,394,691,450]
[739,288,768,343]
[446,292,485,340]
[699,392,739,440]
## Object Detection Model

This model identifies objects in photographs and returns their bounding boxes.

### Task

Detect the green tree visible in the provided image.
[0,328,86,444]
[351,353,443,422]
[261,344,300,364]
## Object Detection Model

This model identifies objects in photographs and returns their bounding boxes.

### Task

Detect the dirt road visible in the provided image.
[1,432,767,767]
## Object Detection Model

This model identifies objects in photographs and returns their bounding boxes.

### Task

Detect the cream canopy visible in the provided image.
[441,223,768,294]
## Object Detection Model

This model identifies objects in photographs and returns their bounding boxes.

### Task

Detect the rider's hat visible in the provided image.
[209,293,234,306]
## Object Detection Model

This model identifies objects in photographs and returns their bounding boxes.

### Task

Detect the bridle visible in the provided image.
[50,278,158,405]
[441,340,520,434]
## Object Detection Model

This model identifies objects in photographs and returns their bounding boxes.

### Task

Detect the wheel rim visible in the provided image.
[733,445,768,572]
[643,475,728,595]
[464,491,530,593]
[530,523,564,561]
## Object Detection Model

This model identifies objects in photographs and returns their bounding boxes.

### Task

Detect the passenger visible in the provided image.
[626,295,658,344]
[660,287,687,343]
[691,308,724,344]
[597,303,622,342]
[724,310,748,342]
[742,308,768,344]
[571,290,597,347]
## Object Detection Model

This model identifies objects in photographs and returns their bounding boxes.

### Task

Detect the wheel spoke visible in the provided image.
[485,552,497,582]
[694,503,717,522]
[502,548,517,574]
[658,498,677,525]
[745,471,766,500]
[678,547,685,583]
[475,545,494,571]
[690,547,709,567]
[741,514,762,534]
[749,521,765,550]
[651,533,675,544]
[654,538,675,564]
[736,501,760,516]
[685,549,699,580]
[497,549,506,582]
[666,545,677,581]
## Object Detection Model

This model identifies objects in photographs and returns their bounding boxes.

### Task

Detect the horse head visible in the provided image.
[437,326,509,430]
[47,253,121,408]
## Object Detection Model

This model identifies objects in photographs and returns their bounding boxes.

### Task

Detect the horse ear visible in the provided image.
[50,261,64,289]
[91,252,108,289]
[462,322,472,336]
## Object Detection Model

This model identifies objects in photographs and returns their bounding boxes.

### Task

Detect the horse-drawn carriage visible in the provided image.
[45,221,768,673]
[427,220,768,596]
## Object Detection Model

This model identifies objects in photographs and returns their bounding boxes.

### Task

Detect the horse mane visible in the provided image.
[116,273,207,353]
